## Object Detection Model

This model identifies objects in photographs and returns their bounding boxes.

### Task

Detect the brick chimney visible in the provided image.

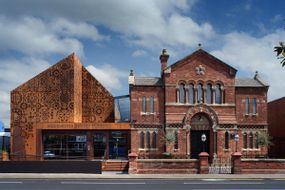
[160,49,169,74]
[128,70,135,85]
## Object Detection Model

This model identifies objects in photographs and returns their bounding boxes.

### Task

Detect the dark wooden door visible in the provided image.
[190,130,210,159]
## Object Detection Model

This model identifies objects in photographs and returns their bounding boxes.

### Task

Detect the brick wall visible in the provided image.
[235,87,268,125]
[268,97,285,158]
[236,158,285,174]
[135,159,199,174]
[130,86,164,124]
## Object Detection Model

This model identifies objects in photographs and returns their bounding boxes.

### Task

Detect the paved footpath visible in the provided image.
[1,172,285,179]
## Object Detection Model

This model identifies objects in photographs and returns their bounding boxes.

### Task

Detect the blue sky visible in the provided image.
[0,0,284,127]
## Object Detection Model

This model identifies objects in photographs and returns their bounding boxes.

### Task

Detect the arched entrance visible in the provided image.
[190,113,211,159]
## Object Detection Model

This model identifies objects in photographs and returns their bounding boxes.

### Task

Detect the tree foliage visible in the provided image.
[161,131,176,145]
[274,42,285,67]
[256,131,273,147]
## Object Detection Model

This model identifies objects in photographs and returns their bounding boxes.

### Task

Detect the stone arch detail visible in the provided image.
[184,104,219,130]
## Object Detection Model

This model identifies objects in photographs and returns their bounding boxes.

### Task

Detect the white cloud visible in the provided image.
[0,1,208,53]
[0,16,108,57]
[51,18,109,41]
[86,64,127,91]
[132,50,147,57]
[211,30,285,101]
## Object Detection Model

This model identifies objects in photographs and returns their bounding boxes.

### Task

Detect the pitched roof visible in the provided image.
[235,72,269,87]
[166,49,237,74]
[134,77,163,86]
[235,78,264,87]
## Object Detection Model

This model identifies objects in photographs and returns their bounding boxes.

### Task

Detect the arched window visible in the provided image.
[188,84,194,104]
[150,96,154,113]
[142,96,147,113]
[215,84,222,104]
[179,83,185,103]
[206,83,212,104]
[252,98,257,114]
[255,132,259,149]
[174,131,178,150]
[225,131,229,149]
[146,131,151,149]
[152,132,157,149]
[249,132,253,149]
[140,132,145,149]
[197,83,203,103]
[245,97,249,115]
[243,132,247,149]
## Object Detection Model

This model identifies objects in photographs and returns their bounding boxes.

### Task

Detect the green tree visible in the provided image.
[274,19,285,67]
[274,42,285,67]
[256,131,272,147]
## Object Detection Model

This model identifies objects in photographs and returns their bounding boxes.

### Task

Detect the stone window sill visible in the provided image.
[139,148,158,152]
[242,148,261,151]
[140,112,156,116]
[244,113,258,117]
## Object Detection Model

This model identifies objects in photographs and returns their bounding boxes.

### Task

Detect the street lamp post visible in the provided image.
[201,133,206,152]
[234,133,239,152]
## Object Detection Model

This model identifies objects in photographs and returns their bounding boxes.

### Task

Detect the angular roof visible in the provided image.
[235,78,264,87]
[166,49,237,74]
[235,72,269,87]
[134,77,163,86]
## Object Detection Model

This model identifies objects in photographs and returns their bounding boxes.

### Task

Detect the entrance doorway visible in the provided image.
[190,130,210,159]
[93,131,129,160]
[93,132,107,159]
[190,113,212,159]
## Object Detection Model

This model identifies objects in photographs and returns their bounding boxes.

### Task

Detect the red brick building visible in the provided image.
[268,97,285,158]
[129,49,269,160]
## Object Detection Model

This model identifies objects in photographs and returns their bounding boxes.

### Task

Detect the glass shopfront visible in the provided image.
[43,131,87,159]
[94,132,107,159]
[43,130,129,160]
[109,131,128,159]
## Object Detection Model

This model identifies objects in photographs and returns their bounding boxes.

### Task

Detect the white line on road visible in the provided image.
[61,181,146,185]
[193,189,277,190]
[184,182,264,185]
[0,181,23,184]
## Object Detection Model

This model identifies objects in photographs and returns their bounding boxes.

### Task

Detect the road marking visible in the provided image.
[61,181,146,185]
[184,182,264,185]
[0,181,23,184]
[193,189,277,190]
[227,178,264,181]
[201,179,227,181]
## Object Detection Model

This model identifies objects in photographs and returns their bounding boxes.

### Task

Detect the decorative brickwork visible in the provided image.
[130,49,269,161]
[11,53,116,160]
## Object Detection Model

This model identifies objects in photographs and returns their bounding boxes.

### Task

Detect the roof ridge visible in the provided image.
[254,71,269,87]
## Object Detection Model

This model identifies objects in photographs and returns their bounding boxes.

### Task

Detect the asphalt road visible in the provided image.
[0,179,284,190]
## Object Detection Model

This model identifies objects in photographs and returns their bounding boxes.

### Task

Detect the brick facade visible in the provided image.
[129,49,269,160]
[268,97,285,158]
